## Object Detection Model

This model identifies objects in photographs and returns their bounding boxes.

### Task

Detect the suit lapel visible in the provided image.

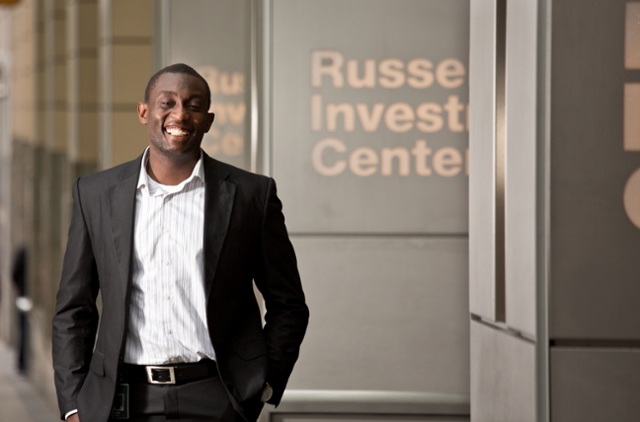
[203,155,236,299]
[108,157,141,285]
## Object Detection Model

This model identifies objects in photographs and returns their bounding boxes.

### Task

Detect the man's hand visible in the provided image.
[261,382,273,402]
[67,414,80,422]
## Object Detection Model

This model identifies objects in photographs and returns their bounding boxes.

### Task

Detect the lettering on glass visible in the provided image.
[624,3,640,228]
[196,66,245,158]
[626,2,640,69]
[308,50,469,178]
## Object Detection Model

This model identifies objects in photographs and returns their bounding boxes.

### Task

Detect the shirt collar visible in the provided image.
[137,147,205,194]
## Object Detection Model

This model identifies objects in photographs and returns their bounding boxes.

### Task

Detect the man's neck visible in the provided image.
[146,149,199,186]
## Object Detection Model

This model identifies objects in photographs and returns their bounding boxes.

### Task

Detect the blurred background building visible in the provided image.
[0,0,638,421]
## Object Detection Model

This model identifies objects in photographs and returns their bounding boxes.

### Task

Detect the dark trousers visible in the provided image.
[108,376,243,422]
[17,312,26,372]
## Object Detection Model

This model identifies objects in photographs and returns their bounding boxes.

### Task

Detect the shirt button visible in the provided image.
[166,328,172,334]
[164,196,170,203]
[165,295,170,300]
[164,261,170,266]
[163,227,169,233]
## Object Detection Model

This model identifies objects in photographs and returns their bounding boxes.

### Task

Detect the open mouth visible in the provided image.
[165,126,190,137]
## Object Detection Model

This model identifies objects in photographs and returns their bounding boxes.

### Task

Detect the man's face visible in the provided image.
[137,72,215,161]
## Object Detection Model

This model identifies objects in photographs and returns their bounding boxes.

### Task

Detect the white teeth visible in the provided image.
[166,127,188,136]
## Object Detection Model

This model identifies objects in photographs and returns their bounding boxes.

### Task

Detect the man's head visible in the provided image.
[138,63,215,163]
[144,63,211,109]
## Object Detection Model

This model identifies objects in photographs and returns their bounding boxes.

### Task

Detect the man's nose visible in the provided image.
[171,103,190,121]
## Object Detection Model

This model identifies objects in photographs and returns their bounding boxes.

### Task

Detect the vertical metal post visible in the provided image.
[154,0,170,71]
[250,0,259,174]
[259,0,271,176]
[495,0,507,322]
[536,0,551,419]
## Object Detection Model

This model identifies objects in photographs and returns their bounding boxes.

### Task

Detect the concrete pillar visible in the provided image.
[68,0,98,168]
[40,0,67,324]
[0,5,13,345]
[98,0,153,168]
[28,0,46,326]
[66,0,99,252]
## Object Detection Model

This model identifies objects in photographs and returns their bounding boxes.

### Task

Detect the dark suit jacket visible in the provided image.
[52,153,309,422]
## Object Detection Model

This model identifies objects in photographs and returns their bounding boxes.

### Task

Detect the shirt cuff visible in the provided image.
[65,409,78,420]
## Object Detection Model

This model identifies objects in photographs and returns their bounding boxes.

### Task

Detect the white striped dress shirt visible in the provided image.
[124,148,217,365]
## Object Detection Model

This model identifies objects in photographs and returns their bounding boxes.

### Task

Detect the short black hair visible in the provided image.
[144,63,211,107]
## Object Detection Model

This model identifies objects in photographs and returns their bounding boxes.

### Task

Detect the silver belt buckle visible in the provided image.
[145,366,176,384]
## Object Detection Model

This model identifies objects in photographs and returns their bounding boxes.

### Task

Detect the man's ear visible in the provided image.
[137,102,148,124]
[204,112,215,132]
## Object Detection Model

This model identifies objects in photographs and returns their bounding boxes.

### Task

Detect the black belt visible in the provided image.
[122,359,218,385]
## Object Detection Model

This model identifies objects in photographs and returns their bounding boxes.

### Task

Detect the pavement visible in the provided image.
[0,342,60,421]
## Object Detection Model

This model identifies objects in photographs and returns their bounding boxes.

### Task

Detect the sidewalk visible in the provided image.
[0,342,60,421]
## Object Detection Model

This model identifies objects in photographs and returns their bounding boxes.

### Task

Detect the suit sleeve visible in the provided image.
[51,178,100,420]
[254,178,309,405]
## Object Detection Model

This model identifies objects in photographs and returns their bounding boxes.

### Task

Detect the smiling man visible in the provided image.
[52,63,309,422]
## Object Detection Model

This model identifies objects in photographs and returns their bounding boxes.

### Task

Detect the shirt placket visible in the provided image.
[159,193,174,356]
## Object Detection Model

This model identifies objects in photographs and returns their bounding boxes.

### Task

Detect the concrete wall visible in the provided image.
[548,0,640,420]
[469,0,640,420]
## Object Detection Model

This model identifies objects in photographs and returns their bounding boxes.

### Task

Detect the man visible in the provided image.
[12,246,28,373]
[52,63,309,422]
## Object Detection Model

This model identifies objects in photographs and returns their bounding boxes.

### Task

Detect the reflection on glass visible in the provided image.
[197,66,247,160]
[166,0,251,170]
